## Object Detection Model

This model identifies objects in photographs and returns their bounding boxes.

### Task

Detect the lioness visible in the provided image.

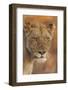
[23,16,57,74]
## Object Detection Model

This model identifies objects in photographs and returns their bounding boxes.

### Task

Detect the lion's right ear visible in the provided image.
[23,22,31,37]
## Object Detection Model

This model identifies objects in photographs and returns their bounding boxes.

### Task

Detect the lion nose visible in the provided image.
[38,51,46,55]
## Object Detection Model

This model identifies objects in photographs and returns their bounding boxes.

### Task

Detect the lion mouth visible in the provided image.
[32,52,48,63]
[33,52,47,59]
[40,55,44,58]
[34,55,44,59]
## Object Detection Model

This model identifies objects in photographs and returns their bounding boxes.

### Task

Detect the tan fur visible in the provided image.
[23,46,34,74]
[23,16,57,74]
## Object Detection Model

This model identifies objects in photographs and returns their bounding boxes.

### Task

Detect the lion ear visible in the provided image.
[24,22,31,37]
[47,23,56,37]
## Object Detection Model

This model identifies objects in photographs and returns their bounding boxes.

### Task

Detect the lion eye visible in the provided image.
[32,37,37,39]
[47,37,50,40]
[44,36,50,40]
[31,24,37,28]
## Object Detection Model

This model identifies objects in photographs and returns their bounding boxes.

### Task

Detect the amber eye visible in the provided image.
[32,37,37,40]
[47,36,50,40]
[31,24,37,28]
[44,36,50,41]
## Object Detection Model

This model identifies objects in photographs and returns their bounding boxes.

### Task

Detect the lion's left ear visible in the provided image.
[47,23,56,37]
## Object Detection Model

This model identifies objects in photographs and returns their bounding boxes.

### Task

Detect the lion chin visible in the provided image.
[32,53,48,63]
[33,58,47,63]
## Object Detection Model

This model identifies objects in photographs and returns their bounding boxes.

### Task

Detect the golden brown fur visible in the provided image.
[23,16,57,74]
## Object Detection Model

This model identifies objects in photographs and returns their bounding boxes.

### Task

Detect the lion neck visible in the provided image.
[23,49,34,74]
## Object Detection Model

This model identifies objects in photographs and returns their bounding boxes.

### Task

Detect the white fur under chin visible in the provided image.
[34,58,47,63]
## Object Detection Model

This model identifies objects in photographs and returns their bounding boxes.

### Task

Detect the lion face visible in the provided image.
[24,16,56,62]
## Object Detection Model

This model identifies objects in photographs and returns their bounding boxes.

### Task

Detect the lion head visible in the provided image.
[23,16,56,62]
